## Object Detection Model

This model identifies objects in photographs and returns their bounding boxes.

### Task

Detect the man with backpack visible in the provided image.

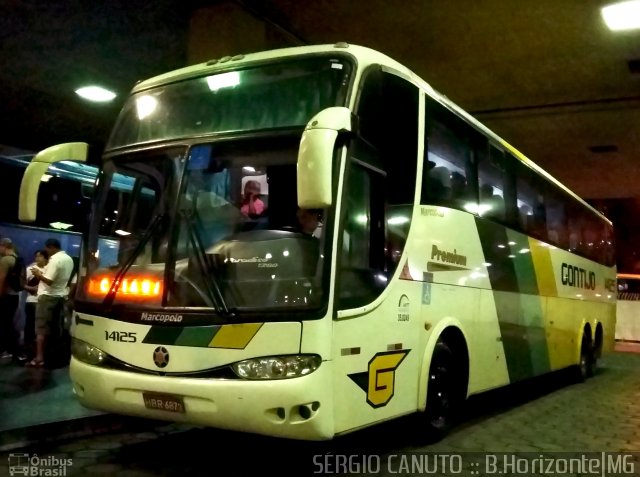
[0,237,25,360]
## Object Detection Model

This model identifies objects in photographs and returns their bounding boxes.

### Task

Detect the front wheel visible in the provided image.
[418,341,463,442]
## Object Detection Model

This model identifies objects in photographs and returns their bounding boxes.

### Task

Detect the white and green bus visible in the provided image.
[19,43,616,441]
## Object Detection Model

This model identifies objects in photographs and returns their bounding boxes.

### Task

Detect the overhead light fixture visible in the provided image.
[50,222,73,230]
[75,86,117,102]
[602,1,640,31]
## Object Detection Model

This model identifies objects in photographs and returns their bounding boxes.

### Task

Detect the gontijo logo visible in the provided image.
[561,263,596,290]
[348,350,410,408]
[140,312,183,323]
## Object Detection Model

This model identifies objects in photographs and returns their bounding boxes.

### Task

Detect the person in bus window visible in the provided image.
[480,183,504,219]
[240,180,265,218]
[450,171,468,206]
[296,208,323,238]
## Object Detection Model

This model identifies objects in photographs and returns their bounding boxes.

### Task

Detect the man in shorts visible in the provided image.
[27,238,74,367]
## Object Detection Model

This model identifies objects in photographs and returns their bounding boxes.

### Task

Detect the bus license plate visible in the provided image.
[143,393,185,413]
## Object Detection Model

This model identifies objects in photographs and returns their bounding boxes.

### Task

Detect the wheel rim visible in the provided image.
[579,339,592,378]
[428,359,452,429]
[580,352,588,378]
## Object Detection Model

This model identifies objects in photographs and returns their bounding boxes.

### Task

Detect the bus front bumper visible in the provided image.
[70,357,334,441]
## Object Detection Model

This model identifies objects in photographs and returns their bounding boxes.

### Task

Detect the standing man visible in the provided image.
[27,238,74,367]
[0,237,21,359]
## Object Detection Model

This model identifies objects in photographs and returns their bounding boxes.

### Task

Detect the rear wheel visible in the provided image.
[591,328,603,377]
[575,336,594,382]
[587,343,597,378]
[419,341,463,442]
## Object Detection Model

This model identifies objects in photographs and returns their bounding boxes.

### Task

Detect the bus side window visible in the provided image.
[545,188,569,249]
[428,166,452,202]
[515,160,547,241]
[422,97,477,211]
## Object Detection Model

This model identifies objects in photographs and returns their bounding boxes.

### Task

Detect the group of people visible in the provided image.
[0,237,74,368]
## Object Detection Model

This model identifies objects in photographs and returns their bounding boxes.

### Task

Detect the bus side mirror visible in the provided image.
[297,107,354,208]
[19,142,89,222]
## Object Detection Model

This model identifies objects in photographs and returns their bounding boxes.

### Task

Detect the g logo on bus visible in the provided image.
[348,350,410,408]
[153,346,170,368]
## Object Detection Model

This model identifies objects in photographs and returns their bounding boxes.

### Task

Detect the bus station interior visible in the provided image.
[1,0,640,456]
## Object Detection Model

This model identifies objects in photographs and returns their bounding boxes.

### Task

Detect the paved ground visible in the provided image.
[1,349,639,476]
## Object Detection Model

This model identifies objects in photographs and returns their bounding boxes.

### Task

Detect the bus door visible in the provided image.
[331,67,421,434]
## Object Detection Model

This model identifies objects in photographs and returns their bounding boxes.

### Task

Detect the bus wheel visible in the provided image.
[575,336,594,382]
[420,341,461,442]
[587,343,597,378]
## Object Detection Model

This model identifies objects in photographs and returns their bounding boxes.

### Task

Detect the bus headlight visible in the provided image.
[71,338,107,366]
[231,355,321,380]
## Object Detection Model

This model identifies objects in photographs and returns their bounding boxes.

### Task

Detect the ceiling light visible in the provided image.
[50,222,73,230]
[75,86,117,102]
[602,1,640,31]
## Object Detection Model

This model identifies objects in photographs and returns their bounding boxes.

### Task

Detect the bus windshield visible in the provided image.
[78,135,330,318]
[107,55,353,150]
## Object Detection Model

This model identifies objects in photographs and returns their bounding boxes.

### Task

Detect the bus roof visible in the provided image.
[130,43,610,226]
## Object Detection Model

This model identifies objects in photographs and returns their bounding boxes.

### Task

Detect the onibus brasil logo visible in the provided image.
[8,453,72,476]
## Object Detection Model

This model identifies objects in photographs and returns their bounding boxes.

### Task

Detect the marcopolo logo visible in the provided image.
[561,263,596,290]
[140,312,183,323]
[8,453,72,476]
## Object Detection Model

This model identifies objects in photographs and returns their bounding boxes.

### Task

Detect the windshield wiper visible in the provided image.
[181,209,234,317]
[103,213,164,308]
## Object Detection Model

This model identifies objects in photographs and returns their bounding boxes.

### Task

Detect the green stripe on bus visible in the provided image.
[142,327,182,345]
[142,326,223,347]
[475,218,519,293]
[507,229,538,295]
[476,219,551,382]
[175,326,221,347]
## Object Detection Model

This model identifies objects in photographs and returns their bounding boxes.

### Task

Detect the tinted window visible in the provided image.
[422,98,478,210]
[338,69,419,309]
